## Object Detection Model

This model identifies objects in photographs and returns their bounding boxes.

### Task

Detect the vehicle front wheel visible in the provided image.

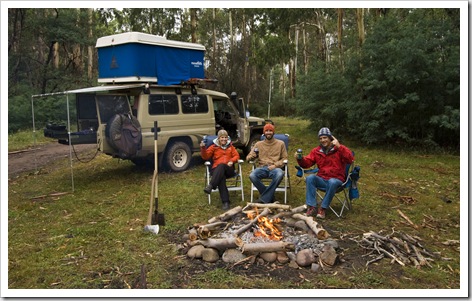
[164,141,192,172]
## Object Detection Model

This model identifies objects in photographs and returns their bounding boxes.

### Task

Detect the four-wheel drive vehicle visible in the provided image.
[44,32,271,172]
[47,84,268,172]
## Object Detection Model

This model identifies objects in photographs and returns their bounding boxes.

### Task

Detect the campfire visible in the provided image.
[182,203,340,270]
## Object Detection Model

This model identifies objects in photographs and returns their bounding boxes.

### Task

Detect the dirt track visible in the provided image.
[8,143,96,178]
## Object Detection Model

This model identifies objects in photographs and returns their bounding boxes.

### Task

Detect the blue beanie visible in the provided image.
[318,127,332,138]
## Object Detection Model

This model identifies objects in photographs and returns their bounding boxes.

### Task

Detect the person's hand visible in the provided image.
[268,164,275,170]
[331,136,340,148]
[228,161,233,167]
[200,140,205,147]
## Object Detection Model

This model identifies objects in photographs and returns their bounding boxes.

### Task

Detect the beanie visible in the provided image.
[318,127,332,138]
[263,123,275,132]
[217,129,229,138]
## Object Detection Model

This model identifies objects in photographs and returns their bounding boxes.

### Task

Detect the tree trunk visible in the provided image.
[212,8,217,75]
[87,8,94,80]
[190,8,197,43]
[356,8,365,47]
[337,8,344,70]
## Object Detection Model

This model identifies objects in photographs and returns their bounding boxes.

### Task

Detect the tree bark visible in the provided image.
[356,8,365,47]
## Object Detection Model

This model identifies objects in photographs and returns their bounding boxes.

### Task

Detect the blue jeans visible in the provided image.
[305,175,343,209]
[249,166,284,203]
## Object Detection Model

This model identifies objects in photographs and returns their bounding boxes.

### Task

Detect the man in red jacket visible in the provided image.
[295,127,354,219]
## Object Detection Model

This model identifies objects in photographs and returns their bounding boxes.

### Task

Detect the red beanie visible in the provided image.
[263,123,275,132]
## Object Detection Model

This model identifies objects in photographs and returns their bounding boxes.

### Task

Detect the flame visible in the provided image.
[246,208,283,240]
[254,216,283,241]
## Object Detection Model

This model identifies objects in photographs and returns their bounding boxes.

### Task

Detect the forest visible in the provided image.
[7,7,461,149]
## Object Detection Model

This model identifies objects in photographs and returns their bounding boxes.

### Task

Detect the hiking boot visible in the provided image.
[203,185,213,194]
[316,207,326,219]
[306,205,317,216]
[222,202,230,210]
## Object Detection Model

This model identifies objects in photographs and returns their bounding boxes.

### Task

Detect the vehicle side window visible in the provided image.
[181,94,208,114]
[149,94,179,115]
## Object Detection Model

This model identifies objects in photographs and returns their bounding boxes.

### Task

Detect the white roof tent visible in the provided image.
[31,83,146,192]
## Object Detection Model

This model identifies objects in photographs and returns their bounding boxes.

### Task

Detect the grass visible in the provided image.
[8,129,52,152]
[6,117,462,296]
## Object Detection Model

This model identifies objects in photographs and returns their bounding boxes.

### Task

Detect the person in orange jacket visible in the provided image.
[201,130,240,210]
[295,127,354,219]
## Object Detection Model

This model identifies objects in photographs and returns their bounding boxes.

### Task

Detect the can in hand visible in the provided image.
[297,148,303,160]
[254,147,259,157]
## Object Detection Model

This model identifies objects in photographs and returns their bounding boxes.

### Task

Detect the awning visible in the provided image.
[32,83,146,98]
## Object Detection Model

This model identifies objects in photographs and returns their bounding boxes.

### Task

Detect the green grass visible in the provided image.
[8,129,53,152]
[7,117,462,295]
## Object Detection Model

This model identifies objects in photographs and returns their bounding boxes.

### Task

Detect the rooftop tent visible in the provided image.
[96,32,205,85]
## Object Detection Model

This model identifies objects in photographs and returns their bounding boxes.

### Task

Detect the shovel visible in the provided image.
[145,121,165,234]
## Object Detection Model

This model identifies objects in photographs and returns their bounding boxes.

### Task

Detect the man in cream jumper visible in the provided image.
[246,124,288,203]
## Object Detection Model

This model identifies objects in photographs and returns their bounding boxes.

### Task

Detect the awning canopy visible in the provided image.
[30,83,146,192]
[32,83,146,98]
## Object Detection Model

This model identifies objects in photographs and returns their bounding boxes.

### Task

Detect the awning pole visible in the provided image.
[31,95,37,171]
[66,93,75,193]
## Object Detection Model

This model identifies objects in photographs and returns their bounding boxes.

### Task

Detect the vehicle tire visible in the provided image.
[164,141,192,172]
[244,133,261,156]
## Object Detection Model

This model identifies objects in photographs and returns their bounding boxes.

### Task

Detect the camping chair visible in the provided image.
[295,152,360,218]
[203,135,244,205]
[250,133,291,204]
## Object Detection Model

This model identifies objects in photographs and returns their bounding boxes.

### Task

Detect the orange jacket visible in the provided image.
[201,143,240,169]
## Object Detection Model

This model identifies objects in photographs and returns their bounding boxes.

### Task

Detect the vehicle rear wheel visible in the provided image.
[164,141,192,172]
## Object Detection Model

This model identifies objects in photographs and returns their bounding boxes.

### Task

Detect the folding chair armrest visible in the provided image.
[237,159,244,164]
[204,161,211,166]
[305,168,319,175]
[283,159,288,164]
[295,165,319,178]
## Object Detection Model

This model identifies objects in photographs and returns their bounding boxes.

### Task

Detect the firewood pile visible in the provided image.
[353,230,442,269]
[181,203,341,271]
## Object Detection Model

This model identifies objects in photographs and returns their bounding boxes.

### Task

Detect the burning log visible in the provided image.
[207,206,242,223]
[238,241,295,254]
[234,208,270,236]
[292,214,329,240]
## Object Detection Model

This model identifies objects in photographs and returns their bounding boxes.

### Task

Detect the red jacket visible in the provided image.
[297,145,354,182]
[201,143,240,169]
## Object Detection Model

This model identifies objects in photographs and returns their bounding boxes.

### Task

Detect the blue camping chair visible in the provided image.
[295,152,360,218]
[203,135,244,205]
[250,133,291,204]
